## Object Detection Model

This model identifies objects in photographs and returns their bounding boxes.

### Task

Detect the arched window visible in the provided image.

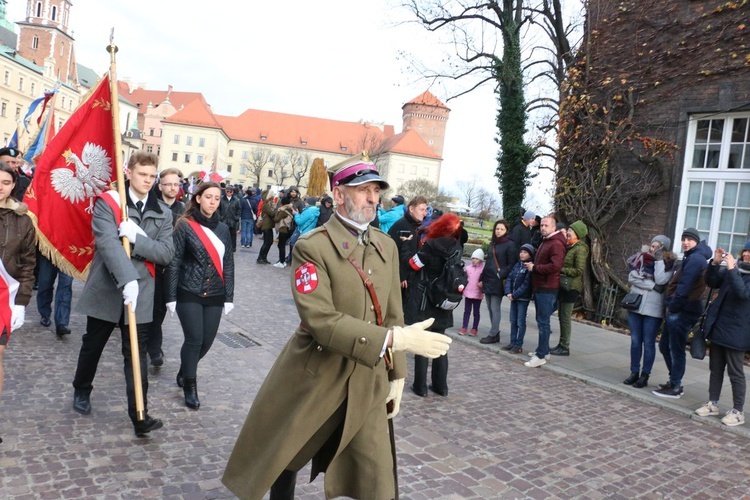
[32,35,39,49]
[36,2,42,17]
[51,6,57,21]
[60,42,64,56]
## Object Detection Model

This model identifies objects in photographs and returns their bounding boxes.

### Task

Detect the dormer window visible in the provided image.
[341,146,347,151]
[300,136,308,146]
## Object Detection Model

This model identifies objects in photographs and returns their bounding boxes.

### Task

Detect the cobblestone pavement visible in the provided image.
[3,242,750,499]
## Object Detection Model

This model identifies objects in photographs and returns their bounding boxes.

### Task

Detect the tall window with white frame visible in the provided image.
[676,113,750,255]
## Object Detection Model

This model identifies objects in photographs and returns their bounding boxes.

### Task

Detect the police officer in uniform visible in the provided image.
[222,153,452,500]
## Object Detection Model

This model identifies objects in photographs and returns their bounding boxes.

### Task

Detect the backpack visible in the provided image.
[426,249,468,311]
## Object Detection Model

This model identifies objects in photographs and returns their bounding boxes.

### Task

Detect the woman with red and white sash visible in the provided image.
[166,182,234,410]
[0,161,36,444]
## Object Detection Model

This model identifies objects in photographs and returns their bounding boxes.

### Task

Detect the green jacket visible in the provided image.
[561,240,589,292]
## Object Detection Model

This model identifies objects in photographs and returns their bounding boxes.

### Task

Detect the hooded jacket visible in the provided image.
[0,199,36,305]
[703,262,750,351]
[665,240,712,315]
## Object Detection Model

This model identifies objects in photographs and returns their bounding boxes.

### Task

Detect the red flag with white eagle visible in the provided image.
[23,75,117,279]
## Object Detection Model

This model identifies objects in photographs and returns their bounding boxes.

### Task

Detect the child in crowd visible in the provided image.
[461,248,485,336]
[503,243,535,353]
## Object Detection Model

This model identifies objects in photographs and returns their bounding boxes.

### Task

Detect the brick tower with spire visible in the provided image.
[401,91,450,158]
[16,0,77,86]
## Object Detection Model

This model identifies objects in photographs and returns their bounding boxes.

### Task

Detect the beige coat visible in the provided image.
[223,214,405,500]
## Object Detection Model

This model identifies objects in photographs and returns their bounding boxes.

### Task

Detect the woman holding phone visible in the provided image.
[623,235,675,388]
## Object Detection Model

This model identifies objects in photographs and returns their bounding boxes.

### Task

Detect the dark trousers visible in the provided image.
[176,302,223,379]
[36,254,73,327]
[146,268,167,360]
[462,297,481,330]
[413,328,449,394]
[709,344,746,412]
[277,231,291,264]
[72,316,149,422]
[258,229,274,261]
[228,225,238,252]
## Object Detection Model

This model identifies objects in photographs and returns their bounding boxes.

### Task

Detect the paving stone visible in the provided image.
[2,245,750,497]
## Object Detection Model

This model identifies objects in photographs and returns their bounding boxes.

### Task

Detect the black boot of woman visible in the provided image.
[183,378,200,409]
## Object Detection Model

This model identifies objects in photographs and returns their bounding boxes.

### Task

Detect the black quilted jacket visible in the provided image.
[165,217,235,302]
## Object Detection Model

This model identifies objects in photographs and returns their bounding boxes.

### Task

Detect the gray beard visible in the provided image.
[343,194,376,225]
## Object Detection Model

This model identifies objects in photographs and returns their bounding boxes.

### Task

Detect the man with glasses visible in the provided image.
[145,168,185,367]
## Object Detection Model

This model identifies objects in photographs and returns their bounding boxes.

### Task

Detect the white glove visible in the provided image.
[166,301,177,317]
[10,305,25,331]
[224,302,234,315]
[386,378,405,419]
[391,318,452,359]
[122,280,138,312]
[118,219,147,244]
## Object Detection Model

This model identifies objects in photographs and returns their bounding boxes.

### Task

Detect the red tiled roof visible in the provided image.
[162,96,223,129]
[117,81,204,114]
[213,108,402,156]
[383,130,441,159]
[404,90,449,110]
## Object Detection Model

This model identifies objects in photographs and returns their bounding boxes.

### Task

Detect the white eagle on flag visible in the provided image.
[51,142,112,212]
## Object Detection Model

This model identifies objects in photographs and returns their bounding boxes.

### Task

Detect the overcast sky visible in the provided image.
[7,0,553,213]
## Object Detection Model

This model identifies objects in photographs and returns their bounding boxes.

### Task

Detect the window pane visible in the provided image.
[706,146,721,168]
[731,118,748,143]
[698,207,713,231]
[728,236,744,257]
[728,145,743,168]
[717,233,731,251]
[735,209,750,236]
[739,184,750,207]
[692,147,707,169]
[695,120,710,142]
[685,207,698,227]
[687,182,702,204]
[744,147,750,169]
[723,182,738,205]
[719,208,735,232]
[709,119,725,143]
[701,182,716,205]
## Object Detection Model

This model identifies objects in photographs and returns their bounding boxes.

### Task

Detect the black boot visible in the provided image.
[183,378,200,409]
[633,373,650,388]
[176,367,184,388]
[623,372,640,385]
[270,469,297,500]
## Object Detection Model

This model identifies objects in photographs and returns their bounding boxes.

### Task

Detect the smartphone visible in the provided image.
[399,230,411,238]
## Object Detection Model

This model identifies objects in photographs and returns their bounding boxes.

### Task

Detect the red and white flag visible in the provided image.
[24,75,117,279]
[0,259,20,336]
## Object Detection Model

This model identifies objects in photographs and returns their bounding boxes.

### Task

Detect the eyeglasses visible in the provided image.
[160,183,180,188]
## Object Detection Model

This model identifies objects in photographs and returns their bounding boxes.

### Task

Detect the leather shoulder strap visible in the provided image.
[321,229,383,326]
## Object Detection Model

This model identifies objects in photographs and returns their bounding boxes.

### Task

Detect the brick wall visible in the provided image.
[582,0,750,276]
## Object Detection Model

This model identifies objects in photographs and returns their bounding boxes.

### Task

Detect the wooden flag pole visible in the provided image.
[107,31,145,422]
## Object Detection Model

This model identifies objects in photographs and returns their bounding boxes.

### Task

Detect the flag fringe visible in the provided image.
[28,211,90,281]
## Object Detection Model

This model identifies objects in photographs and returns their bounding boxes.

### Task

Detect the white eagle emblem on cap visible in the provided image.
[51,142,112,212]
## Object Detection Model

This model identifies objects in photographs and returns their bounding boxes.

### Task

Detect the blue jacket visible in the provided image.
[666,240,712,315]
[703,264,750,351]
[504,260,533,301]
[293,206,320,235]
[240,196,255,220]
[378,205,405,234]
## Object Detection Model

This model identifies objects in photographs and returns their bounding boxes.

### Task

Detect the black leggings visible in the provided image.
[277,231,291,263]
[176,302,223,379]
[258,229,274,261]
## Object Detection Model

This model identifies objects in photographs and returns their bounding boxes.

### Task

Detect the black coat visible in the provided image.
[481,237,518,295]
[509,221,531,250]
[220,195,241,229]
[388,211,422,282]
[166,217,235,303]
[403,237,460,331]
[703,264,750,351]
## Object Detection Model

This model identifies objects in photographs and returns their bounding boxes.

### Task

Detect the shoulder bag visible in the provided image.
[620,292,642,311]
